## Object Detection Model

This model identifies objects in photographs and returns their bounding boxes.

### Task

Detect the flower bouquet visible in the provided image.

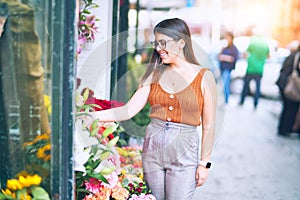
[76,88,132,199]
[75,88,156,200]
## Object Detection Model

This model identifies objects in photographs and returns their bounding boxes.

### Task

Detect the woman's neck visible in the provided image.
[169,56,189,69]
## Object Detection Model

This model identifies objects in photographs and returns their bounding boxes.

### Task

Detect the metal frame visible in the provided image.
[50,0,77,199]
[110,0,129,101]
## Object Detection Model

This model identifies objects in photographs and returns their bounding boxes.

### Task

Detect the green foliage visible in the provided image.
[31,186,51,200]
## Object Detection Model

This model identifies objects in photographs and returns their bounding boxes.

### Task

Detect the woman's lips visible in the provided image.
[159,51,168,59]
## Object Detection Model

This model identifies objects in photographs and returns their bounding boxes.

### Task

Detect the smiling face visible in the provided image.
[153,32,184,65]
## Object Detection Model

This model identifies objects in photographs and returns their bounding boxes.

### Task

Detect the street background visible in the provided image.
[193,94,300,200]
[77,1,300,199]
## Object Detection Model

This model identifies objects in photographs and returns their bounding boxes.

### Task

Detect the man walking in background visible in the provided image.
[218,31,239,104]
[239,29,270,109]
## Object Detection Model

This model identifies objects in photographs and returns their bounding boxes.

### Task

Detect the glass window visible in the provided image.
[0,0,51,188]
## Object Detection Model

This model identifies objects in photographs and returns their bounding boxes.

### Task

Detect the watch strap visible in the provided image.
[199,160,212,168]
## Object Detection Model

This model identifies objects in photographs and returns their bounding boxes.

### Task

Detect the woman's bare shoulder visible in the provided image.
[192,64,211,73]
[139,72,154,87]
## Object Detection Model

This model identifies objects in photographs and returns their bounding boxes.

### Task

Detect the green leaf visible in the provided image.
[116,124,125,132]
[90,126,99,137]
[85,168,92,174]
[83,88,90,101]
[90,145,99,155]
[84,107,91,113]
[16,189,27,199]
[117,138,127,146]
[100,166,115,175]
[108,136,119,147]
[76,188,93,195]
[102,124,118,138]
[90,127,99,137]
[31,186,50,200]
[75,171,85,184]
[90,159,101,171]
[83,10,91,14]
[89,173,109,184]
[75,92,85,107]
[76,178,85,189]
[91,119,98,130]
[81,105,95,111]
[0,193,14,200]
[84,103,102,109]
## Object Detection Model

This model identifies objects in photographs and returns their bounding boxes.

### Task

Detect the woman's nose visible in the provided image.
[155,45,162,51]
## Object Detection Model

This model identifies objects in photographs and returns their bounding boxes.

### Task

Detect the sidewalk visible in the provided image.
[193,94,300,200]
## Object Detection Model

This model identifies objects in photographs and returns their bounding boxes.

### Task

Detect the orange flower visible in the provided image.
[111,185,129,200]
[37,144,51,161]
[23,133,50,147]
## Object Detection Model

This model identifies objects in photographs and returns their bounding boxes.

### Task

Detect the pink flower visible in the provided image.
[107,152,121,172]
[101,171,118,189]
[129,194,157,200]
[84,178,101,193]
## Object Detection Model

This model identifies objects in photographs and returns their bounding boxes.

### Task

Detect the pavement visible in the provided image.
[192,94,300,200]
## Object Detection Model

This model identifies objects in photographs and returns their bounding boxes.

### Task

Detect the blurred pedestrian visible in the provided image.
[218,31,239,104]
[239,30,270,108]
[80,18,217,200]
[276,44,300,136]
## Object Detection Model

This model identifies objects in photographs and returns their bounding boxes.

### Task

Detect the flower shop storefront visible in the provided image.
[0,0,155,199]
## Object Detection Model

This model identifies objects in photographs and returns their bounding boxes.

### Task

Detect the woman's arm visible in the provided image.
[93,84,151,122]
[200,70,217,162]
[196,70,217,187]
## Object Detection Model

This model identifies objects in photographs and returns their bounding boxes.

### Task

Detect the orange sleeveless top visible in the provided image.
[148,68,208,126]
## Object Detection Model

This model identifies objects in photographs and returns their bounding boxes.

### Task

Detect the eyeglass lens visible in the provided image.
[151,40,172,49]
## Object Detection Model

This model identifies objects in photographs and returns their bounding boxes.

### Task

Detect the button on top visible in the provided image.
[168,106,174,111]
[169,94,174,99]
[166,117,172,121]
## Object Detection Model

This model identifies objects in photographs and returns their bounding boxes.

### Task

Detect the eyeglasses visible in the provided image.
[150,39,174,50]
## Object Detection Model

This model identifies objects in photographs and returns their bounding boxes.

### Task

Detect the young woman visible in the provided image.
[88,18,217,200]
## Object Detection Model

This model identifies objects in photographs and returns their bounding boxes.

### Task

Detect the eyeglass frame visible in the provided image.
[150,39,175,50]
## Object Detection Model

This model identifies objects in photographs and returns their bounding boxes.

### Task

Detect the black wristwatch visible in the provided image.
[199,161,212,169]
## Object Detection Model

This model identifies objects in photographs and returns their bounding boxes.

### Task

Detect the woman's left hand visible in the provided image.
[195,165,209,187]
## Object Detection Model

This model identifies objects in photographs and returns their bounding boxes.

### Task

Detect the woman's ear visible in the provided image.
[179,39,185,49]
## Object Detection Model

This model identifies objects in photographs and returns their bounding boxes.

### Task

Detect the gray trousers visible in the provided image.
[142,118,200,200]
